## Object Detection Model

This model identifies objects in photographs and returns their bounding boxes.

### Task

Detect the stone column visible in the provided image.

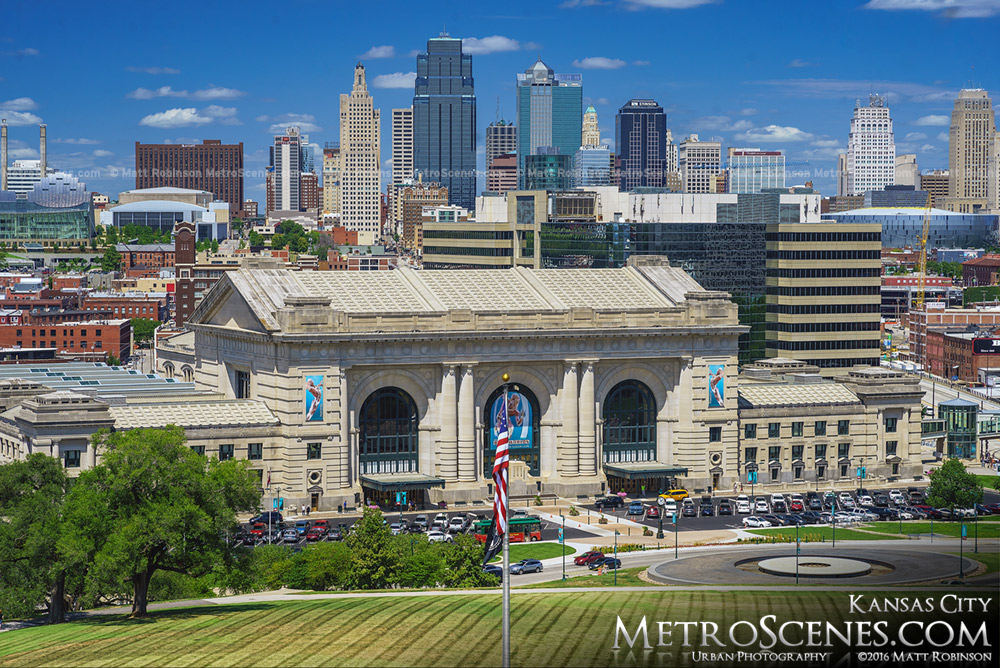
[560,362,579,477]
[439,365,458,481]
[458,364,476,481]
[339,370,350,488]
[578,361,597,476]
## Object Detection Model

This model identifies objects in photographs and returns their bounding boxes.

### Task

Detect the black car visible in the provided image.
[250,511,284,525]
[700,502,714,516]
[590,557,622,570]
[874,494,889,507]
[682,504,697,517]
[778,513,806,525]
[717,501,733,516]
[762,514,787,526]
[595,496,625,510]
[799,511,823,524]
[808,498,823,511]
[483,564,503,583]
[772,501,788,513]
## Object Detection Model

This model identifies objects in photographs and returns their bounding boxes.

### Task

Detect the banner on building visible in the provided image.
[304,375,324,421]
[708,364,725,408]
[490,391,532,449]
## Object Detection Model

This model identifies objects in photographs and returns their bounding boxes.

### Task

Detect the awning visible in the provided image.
[603,462,689,479]
[360,473,446,492]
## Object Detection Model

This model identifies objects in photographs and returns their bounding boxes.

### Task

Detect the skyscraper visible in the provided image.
[392,107,414,184]
[945,88,996,213]
[135,139,244,215]
[678,135,721,194]
[845,94,895,195]
[322,144,341,220]
[516,59,583,189]
[615,99,668,191]
[269,127,302,212]
[413,34,476,211]
[486,120,517,168]
[340,63,381,245]
[727,148,785,193]
[582,105,600,146]
[574,104,610,187]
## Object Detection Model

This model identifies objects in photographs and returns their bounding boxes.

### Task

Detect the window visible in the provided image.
[886,441,897,456]
[891,463,899,476]
[307,442,322,460]
[770,467,779,481]
[792,445,804,460]
[64,450,81,468]
[768,422,780,438]
[219,444,234,461]
[744,423,756,439]
[709,426,721,442]
[191,445,205,456]
[838,443,850,459]
[248,442,263,460]
[768,446,781,461]
[254,469,263,485]
[817,464,826,479]
[838,420,850,436]
[815,444,827,460]
[793,465,803,480]
[745,446,757,463]
[235,370,250,399]
[815,421,826,436]
[791,422,803,437]
[884,417,897,433]
[840,464,849,477]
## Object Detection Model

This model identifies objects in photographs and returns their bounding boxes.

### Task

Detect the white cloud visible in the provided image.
[739,107,759,116]
[407,49,421,57]
[190,86,246,101]
[735,125,814,142]
[126,66,180,75]
[811,138,841,147]
[54,138,101,145]
[691,116,753,132]
[461,35,521,55]
[15,48,38,56]
[904,131,928,141]
[202,105,240,125]
[361,45,395,58]
[585,97,611,106]
[139,108,214,128]
[0,97,37,111]
[559,0,611,6]
[624,0,718,8]
[801,146,846,159]
[372,72,416,88]
[914,114,949,126]
[937,131,950,142]
[523,41,542,51]
[8,148,38,159]
[864,0,1000,18]
[572,56,627,69]
[788,59,812,68]
[750,78,955,103]
[633,60,650,66]
[0,110,43,126]
[92,149,114,158]
[127,85,245,101]
[262,113,322,133]
[127,86,187,100]
[920,143,937,152]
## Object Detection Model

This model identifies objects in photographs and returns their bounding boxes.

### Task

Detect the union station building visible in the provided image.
[0,257,925,511]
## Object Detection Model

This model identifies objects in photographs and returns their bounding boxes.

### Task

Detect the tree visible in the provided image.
[60,426,261,617]
[0,454,72,622]
[343,507,398,590]
[100,246,121,272]
[106,354,122,366]
[248,230,263,247]
[440,535,495,588]
[925,458,984,511]
[270,233,286,250]
[105,226,118,246]
[131,318,162,347]
[211,239,220,254]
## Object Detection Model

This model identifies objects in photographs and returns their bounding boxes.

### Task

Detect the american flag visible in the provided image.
[483,391,510,566]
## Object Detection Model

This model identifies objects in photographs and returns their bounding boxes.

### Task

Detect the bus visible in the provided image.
[473,517,543,543]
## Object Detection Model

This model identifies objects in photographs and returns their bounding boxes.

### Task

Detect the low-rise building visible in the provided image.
[962,255,1000,286]
[117,243,175,275]
[0,318,130,361]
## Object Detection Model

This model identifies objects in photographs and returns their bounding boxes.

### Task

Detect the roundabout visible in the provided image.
[753,555,875,578]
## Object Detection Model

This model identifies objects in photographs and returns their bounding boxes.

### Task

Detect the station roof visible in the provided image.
[0,363,196,396]
[738,382,861,408]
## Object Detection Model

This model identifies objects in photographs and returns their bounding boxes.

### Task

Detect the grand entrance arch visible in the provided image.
[483,384,541,477]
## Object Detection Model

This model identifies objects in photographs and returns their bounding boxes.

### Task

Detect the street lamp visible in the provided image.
[614,530,620,587]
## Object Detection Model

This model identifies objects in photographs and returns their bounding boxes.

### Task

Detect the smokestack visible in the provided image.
[1,120,7,192]
[39,124,46,177]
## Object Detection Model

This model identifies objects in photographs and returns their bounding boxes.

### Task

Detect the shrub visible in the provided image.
[642,527,653,536]
[568,506,580,517]
[598,516,609,524]
[533,494,543,506]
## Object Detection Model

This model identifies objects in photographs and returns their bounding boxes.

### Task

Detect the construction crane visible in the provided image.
[915,192,932,311]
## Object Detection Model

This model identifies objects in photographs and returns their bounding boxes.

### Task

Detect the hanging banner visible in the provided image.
[304,375,324,421]
[708,364,725,408]
[491,391,532,450]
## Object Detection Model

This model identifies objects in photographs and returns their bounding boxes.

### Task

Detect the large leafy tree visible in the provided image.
[343,507,398,590]
[100,246,121,272]
[440,535,495,588]
[60,426,260,617]
[926,458,984,511]
[0,454,72,622]
[130,317,162,347]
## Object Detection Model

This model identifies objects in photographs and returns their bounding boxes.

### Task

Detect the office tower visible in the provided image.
[678,134,721,193]
[323,144,341,219]
[4,160,50,199]
[300,172,319,212]
[399,180,447,251]
[340,63,382,245]
[946,88,996,213]
[665,128,678,173]
[39,124,46,177]
[836,153,849,197]
[990,132,1000,212]
[413,34,476,211]
[845,94,895,195]
[582,105,600,146]
[486,120,517,168]
[615,99,668,190]
[895,154,919,187]
[727,148,785,193]
[392,107,414,184]
[134,139,244,214]
[516,59,583,189]
[525,151,572,191]
[269,127,302,213]
[920,170,949,208]
[765,220,881,369]
[573,145,612,187]
[486,154,518,194]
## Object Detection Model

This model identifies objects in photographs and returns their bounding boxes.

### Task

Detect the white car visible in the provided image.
[662,499,678,514]
[390,523,404,535]
[434,513,448,524]
[858,495,874,507]
[789,493,803,503]
[770,493,785,505]
[413,515,429,529]
[736,500,751,514]
[754,499,769,513]
[743,516,772,528]
[897,509,915,520]
[889,490,905,505]
[448,517,466,532]
[838,492,852,503]
[427,530,452,543]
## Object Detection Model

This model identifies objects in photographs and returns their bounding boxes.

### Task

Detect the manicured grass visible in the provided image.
[521,566,651,588]
[868,521,1000,538]
[959,550,1000,575]
[0,592,970,668]
[744,526,905,541]
[973,474,1000,490]
[489,542,576,563]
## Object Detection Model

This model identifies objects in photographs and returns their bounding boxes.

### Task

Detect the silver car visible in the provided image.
[282,528,299,543]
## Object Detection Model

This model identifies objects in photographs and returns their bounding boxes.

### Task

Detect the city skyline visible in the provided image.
[0,0,996,201]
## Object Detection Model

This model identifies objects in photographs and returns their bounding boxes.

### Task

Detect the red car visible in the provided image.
[789,500,804,512]
[248,522,267,538]
[312,519,330,530]
[574,550,605,566]
[305,526,328,541]
[646,506,660,518]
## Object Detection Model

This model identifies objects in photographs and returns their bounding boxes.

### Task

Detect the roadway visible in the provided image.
[917,375,1000,411]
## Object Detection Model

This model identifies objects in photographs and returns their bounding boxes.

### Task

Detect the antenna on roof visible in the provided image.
[496,96,500,124]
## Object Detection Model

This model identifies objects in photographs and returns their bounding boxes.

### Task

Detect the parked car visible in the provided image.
[281,528,300,543]
[250,511,283,525]
[482,564,503,583]
[434,513,449,525]
[743,516,772,528]
[589,556,621,570]
[413,514,429,529]
[770,493,786,505]
[841,498,856,509]
[779,514,807,525]
[627,501,645,516]
[974,504,996,516]
[510,559,543,575]
[661,499,678,515]
[904,506,928,519]
[574,550,605,566]
[646,505,660,518]
[294,520,312,535]
[717,500,733,515]
[808,497,823,511]
[913,504,942,519]
[448,517,466,532]
[789,499,804,512]
[682,504,697,518]
[662,489,690,501]
[306,526,328,541]
[427,530,452,543]
[390,523,406,535]
[327,528,343,541]
[762,514,787,526]
[889,489,905,505]
[248,522,268,539]
[799,511,823,524]
[595,496,625,510]
[772,500,788,513]
[735,500,751,514]
[874,493,889,507]
[858,495,875,508]
[754,499,769,513]
[430,520,448,533]
[700,502,714,516]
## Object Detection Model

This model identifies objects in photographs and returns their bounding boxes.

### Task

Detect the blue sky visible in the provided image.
[0,0,997,202]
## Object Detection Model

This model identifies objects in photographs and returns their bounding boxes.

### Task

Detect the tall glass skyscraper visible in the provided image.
[516,59,582,189]
[615,99,667,191]
[413,34,477,211]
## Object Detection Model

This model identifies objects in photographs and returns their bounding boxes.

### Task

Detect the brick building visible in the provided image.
[117,243,176,275]
[962,255,1000,287]
[80,293,167,321]
[322,246,396,271]
[0,318,131,362]
[924,328,1000,382]
[909,302,1000,363]
[134,140,245,216]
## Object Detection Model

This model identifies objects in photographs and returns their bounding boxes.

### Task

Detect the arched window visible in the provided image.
[163,362,174,379]
[359,387,419,475]
[602,380,656,463]
[181,366,193,383]
[483,385,540,477]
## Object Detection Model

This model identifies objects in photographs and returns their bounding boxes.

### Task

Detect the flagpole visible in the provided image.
[501,374,511,668]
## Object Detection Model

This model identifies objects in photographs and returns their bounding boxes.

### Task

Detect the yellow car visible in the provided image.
[659,489,689,502]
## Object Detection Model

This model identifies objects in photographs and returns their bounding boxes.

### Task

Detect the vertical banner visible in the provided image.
[304,375,324,421]
[708,364,725,408]
[491,391,532,449]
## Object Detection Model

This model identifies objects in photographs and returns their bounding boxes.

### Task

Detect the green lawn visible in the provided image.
[744,526,905,541]
[521,566,651,588]
[973,474,1000,490]
[489,542,576,563]
[867,521,1000,538]
[959,550,1000,575]
[0,592,976,667]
